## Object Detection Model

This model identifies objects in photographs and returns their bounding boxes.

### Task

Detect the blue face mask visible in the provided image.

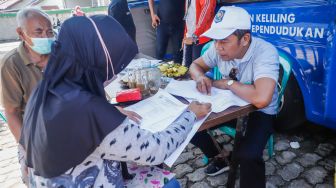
[27,37,55,55]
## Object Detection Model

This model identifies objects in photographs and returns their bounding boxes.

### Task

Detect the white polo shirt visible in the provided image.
[202,37,279,115]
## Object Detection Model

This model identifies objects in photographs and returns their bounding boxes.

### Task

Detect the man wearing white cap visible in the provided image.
[189,6,279,188]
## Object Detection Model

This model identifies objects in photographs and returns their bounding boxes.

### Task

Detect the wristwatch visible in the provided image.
[227,80,234,87]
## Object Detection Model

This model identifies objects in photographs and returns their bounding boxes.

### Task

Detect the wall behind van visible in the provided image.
[0,6,157,57]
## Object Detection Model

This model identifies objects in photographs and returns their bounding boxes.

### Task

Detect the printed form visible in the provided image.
[124,89,209,166]
[124,89,188,133]
[165,79,249,113]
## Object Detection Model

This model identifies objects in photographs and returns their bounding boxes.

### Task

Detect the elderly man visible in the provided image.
[0,7,53,183]
[189,6,279,188]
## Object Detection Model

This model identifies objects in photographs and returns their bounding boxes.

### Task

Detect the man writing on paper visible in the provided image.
[189,6,279,188]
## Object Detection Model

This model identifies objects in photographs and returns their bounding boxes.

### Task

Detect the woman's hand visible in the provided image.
[188,101,211,120]
[116,106,142,124]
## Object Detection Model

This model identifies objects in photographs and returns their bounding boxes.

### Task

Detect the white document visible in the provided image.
[125,88,207,166]
[125,89,188,133]
[125,58,162,70]
[165,79,249,113]
[164,113,210,167]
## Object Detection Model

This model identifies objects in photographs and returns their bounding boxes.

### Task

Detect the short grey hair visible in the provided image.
[16,7,51,28]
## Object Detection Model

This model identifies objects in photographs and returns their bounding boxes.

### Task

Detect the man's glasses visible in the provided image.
[229,68,238,81]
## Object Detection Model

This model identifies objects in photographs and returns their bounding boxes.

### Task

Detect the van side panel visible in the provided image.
[234,0,335,128]
[325,12,336,126]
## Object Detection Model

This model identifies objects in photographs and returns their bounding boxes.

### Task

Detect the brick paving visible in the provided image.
[171,126,336,188]
[0,122,25,188]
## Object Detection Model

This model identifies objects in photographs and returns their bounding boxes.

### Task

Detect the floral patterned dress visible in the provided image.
[28,110,196,188]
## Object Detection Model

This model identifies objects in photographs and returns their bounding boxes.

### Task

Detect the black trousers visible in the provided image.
[156,21,184,63]
[184,42,206,67]
[190,111,275,188]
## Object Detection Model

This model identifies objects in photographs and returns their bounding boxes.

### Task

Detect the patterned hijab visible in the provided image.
[20,15,138,178]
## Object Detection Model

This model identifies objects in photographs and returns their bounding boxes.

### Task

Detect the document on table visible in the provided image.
[125,58,162,70]
[125,89,210,166]
[124,89,188,133]
[165,79,249,113]
[164,113,210,167]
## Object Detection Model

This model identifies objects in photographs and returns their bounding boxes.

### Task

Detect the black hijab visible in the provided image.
[20,15,138,178]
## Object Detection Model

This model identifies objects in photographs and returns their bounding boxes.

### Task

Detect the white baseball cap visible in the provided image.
[201,6,251,40]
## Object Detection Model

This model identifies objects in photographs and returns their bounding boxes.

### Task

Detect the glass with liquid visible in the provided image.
[136,69,150,97]
[147,68,162,95]
[127,69,137,88]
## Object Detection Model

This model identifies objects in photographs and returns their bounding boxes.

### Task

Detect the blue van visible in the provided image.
[221,0,336,130]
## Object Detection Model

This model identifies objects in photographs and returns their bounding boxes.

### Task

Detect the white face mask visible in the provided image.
[87,17,117,87]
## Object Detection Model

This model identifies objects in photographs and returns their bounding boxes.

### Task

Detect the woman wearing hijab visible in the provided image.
[20,15,211,187]
[108,0,137,44]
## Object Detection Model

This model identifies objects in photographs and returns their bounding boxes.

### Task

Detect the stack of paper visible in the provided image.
[165,79,249,113]
[123,89,210,167]
[124,89,188,133]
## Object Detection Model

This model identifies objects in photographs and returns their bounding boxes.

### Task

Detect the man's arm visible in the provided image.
[148,0,160,28]
[1,59,24,143]
[190,57,210,80]
[189,57,213,95]
[5,106,23,142]
[148,0,155,16]
[213,78,276,109]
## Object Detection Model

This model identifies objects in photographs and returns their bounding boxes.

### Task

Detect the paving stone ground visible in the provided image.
[1,104,335,188]
[171,124,336,188]
[0,42,335,187]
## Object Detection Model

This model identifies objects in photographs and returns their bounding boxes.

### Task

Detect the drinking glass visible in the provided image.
[127,69,136,88]
[147,68,162,95]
